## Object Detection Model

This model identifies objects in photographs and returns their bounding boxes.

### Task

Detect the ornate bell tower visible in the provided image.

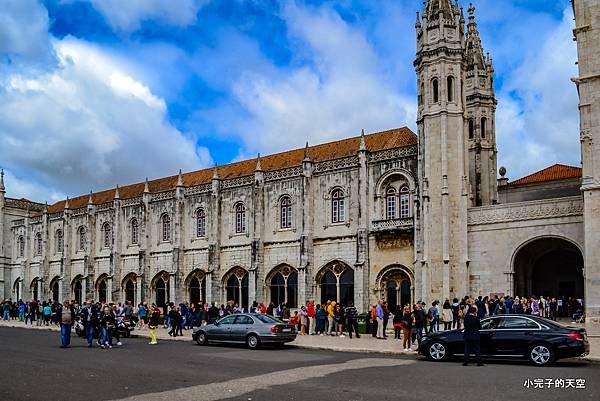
[464,4,498,206]
[415,0,470,302]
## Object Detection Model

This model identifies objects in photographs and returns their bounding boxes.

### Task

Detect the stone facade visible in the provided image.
[0,0,598,333]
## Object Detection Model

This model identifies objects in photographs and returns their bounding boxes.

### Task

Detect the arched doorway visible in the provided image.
[513,237,584,301]
[31,278,40,301]
[123,276,136,304]
[97,276,108,304]
[223,267,248,309]
[13,278,22,301]
[376,265,414,313]
[266,265,298,308]
[50,277,60,303]
[72,276,83,305]
[185,269,206,305]
[151,272,170,308]
[316,261,354,306]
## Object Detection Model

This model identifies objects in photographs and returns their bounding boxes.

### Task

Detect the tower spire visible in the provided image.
[465,2,486,70]
[0,169,4,193]
[88,191,93,205]
[177,169,184,187]
[144,178,150,193]
[255,153,262,171]
[303,141,310,161]
[114,185,120,199]
[425,0,455,20]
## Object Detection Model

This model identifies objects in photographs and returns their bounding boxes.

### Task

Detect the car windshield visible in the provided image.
[254,314,282,324]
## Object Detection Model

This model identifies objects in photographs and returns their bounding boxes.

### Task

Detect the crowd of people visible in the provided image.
[1,293,585,351]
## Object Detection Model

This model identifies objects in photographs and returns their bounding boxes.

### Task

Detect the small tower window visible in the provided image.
[235,203,246,233]
[481,117,487,139]
[447,76,454,102]
[469,119,474,140]
[331,189,345,223]
[432,78,439,103]
[35,233,42,255]
[102,223,111,248]
[196,209,206,237]
[161,214,171,242]
[386,188,396,220]
[280,196,292,229]
[56,229,64,253]
[418,82,424,106]
[400,186,411,218]
[17,236,25,258]
[78,226,86,251]
[130,218,139,245]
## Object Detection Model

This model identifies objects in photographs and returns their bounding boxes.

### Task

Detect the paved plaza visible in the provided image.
[0,325,598,401]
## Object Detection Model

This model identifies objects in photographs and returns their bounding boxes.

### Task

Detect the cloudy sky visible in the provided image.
[0,0,579,202]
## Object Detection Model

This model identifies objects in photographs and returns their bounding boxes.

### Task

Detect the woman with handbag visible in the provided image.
[392,306,403,340]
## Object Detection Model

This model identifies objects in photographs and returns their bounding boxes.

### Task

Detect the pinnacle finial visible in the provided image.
[468,3,475,17]
[65,196,70,209]
[0,169,4,193]
[88,191,93,205]
[415,11,421,28]
[212,163,220,179]
[303,141,310,161]
[359,129,367,151]
[114,185,120,199]
[255,153,262,171]
[144,178,150,193]
[177,169,184,187]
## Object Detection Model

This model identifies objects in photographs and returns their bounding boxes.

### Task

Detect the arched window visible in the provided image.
[124,279,135,303]
[196,209,206,238]
[400,186,411,218]
[280,196,292,229]
[469,119,475,139]
[35,232,42,255]
[270,272,286,306]
[98,279,107,303]
[130,218,139,245]
[154,276,169,307]
[102,223,111,248]
[78,226,86,251]
[418,81,424,106]
[235,203,246,233]
[161,214,171,242]
[432,78,439,103]
[447,76,454,102]
[56,229,64,253]
[331,189,345,224]
[268,267,298,308]
[225,270,249,309]
[17,236,25,257]
[481,117,487,139]
[386,188,396,220]
[73,280,83,305]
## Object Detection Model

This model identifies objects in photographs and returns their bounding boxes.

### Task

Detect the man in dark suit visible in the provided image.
[463,306,484,366]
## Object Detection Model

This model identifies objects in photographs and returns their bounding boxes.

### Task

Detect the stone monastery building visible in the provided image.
[1,0,599,335]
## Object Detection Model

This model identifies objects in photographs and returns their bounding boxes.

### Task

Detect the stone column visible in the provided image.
[299,144,314,307]
[169,274,176,304]
[205,272,212,305]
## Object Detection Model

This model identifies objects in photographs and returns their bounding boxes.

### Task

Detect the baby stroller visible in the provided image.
[571,309,585,324]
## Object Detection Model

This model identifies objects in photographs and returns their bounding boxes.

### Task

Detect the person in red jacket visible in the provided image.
[306,300,315,335]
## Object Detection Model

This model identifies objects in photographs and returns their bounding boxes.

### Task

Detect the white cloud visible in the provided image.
[0,0,53,65]
[496,7,580,179]
[89,0,210,32]
[196,1,415,157]
[0,37,212,201]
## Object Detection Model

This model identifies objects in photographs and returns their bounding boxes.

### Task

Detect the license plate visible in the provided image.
[282,328,291,332]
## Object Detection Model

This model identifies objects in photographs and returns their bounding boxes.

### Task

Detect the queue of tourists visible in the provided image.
[1,293,584,350]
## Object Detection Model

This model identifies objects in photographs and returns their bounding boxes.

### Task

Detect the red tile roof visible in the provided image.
[47,127,416,213]
[509,163,582,186]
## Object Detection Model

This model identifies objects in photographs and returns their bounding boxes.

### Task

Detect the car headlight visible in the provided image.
[422,336,428,341]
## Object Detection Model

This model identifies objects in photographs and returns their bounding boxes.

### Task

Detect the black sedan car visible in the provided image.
[192,313,297,349]
[419,314,589,366]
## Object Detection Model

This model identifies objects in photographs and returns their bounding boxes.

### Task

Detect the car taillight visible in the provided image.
[567,332,584,341]
[271,326,281,333]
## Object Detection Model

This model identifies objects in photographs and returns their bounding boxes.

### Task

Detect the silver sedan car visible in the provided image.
[192,313,297,349]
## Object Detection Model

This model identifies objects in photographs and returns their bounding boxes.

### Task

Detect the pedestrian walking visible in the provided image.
[100,305,115,348]
[345,302,360,339]
[393,306,403,340]
[463,306,483,366]
[307,300,315,335]
[148,304,160,345]
[315,304,326,335]
[59,300,75,348]
[376,300,385,339]
[401,306,413,351]
[80,300,98,348]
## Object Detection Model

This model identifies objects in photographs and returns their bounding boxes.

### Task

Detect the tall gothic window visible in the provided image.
[432,78,439,103]
[130,218,139,245]
[235,203,246,233]
[447,76,454,102]
[280,196,292,229]
[400,186,411,218]
[35,232,42,256]
[196,209,206,237]
[386,188,396,220]
[56,229,64,253]
[331,188,345,224]
[102,223,111,248]
[418,82,424,106]
[469,119,475,140]
[77,226,86,251]
[481,117,487,139]
[17,236,25,257]
[161,214,171,242]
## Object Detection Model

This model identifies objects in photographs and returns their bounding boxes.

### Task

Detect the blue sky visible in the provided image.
[0,0,579,202]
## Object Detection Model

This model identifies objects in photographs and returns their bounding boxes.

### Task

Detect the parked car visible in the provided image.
[419,314,589,366]
[192,313,297,349]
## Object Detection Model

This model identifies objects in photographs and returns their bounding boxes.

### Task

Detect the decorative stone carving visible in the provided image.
[467,196,583,225]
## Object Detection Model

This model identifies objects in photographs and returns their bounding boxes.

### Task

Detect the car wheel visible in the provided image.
[196,332,208,346]
[529,344,554,366]
[427,341,449,361]
[246,334,260,350]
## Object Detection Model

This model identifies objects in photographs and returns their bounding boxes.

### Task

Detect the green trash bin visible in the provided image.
[357,313,368,334]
